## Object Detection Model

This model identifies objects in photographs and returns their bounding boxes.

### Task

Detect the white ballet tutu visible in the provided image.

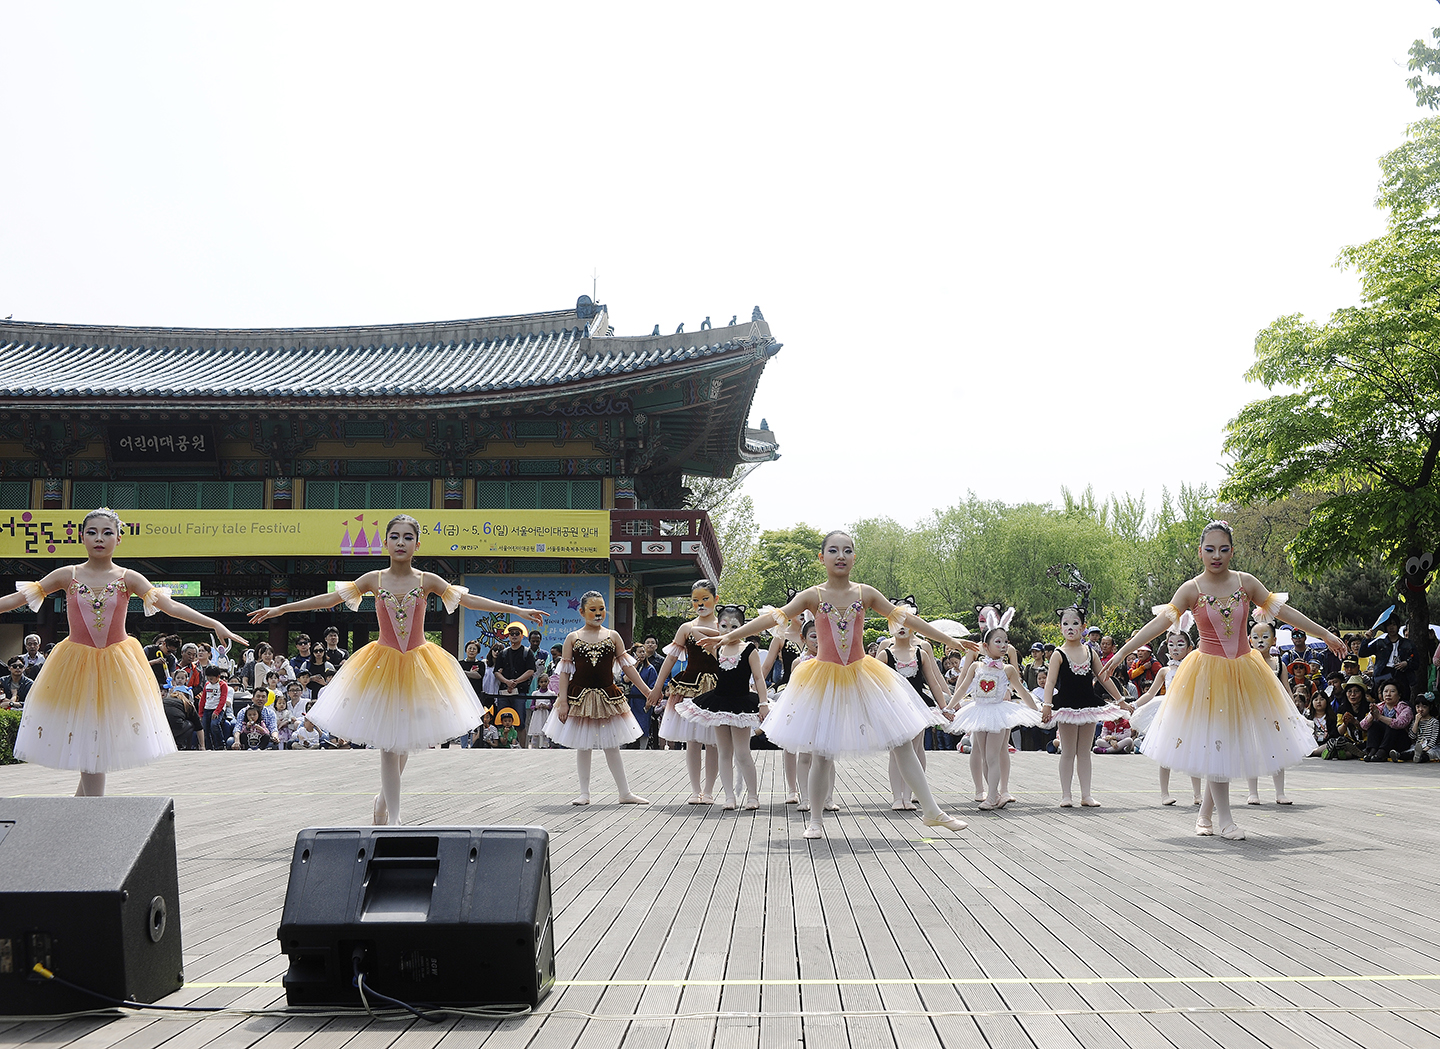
[307,641,483,753]
[1045,703,1127,727]
[1130,698,1161,735]
[545,709,643,750]
[1139,649,1316,782]
[946,696,1043,735]
[760,655,934,759]
[659,703,717,745]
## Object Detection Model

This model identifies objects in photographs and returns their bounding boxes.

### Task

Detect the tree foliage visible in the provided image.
[1221,77,1440,665]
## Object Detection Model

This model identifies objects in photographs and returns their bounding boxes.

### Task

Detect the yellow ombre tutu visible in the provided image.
[13,575,176,774]
[1138,590,1314,782]
[762,656,934,758]
[307,641,482,752]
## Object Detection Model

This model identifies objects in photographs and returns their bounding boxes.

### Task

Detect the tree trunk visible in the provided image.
[1409,584,1435,697]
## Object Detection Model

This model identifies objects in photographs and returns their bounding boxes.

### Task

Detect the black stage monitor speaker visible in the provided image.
[0,796,183,1015]
[277,825,554,1009]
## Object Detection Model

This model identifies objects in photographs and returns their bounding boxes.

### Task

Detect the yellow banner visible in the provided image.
[0,510,610,559]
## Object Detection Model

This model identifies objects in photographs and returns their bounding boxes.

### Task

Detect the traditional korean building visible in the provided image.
[0,297,781,655]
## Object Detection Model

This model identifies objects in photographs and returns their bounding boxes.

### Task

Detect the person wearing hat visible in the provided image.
[1023,642,1046,691]
[495,621,537,746]
[1324,676,1371,759]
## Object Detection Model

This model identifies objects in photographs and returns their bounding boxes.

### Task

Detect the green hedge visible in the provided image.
[0,709,20,765]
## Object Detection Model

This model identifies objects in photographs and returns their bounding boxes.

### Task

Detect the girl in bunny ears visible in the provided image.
[0,508,247,796]
[880,596,955,811]
[676,603,769,810]
[700,530,978,839]
[251,513,548,824]
[1129,610,1203,806]
[946,606,1043,810]
[1102,521,1343,840]
[1040,565,1132,807]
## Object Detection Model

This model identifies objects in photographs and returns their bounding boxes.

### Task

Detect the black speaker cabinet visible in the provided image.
[0,796,183,1015]
[277,825,554,1009]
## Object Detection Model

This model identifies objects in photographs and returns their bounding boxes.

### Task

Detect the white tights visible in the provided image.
[686,744,718,797]
[785,749,799,793]
[1055,722,1095,803]
[1245,772,1285,800]
[1159,766,1202,802]
[806,745,944,834]
[575,748,635,800]
[375,750,408,825]
[75,772,106,797]
[1198,778,1236,830]
[714,726,758,805]
[795,752,835,810]
[888,734,927,805]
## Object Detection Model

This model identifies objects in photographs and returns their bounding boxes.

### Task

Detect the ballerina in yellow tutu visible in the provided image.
[1103,520,1344,840]
[249,514,547,825]
[0,508,246,796]
[700,529,978,839]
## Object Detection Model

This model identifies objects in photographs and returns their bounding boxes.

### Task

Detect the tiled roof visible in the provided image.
[0,302,782,406]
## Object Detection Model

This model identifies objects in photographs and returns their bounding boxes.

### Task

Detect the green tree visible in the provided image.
[1221,97,1440,667]
[750,524,827,608]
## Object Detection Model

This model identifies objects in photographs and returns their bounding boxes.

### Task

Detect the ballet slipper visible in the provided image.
[1192,797,1203,806]
[1195,818,1213,836]
[1160,795,1177,806]
[1245,795,1260,805]
[1059,797,1074,808]
[743,796,760,811]
[1275,795,1292,805]
[687,793,706,805]
[1080,798,1101,807]
[977,799,1002,811]
[784,792,800,805]
[571,796,592,806]
[973,793,986,803]
[1217,822,1246,840]
[891,801,915,811]
[803,823,824,839]
[999,795,1016,808]
[824,801,839,812]
[698,794,714,805]
[723,796,738,811]
[797,800,811,812]
[920,813,968,832]
[619,794,650,805]
[373,794,387,826]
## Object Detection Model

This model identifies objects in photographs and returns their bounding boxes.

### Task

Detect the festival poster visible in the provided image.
[0,509,609,559]
[461,574,613,655]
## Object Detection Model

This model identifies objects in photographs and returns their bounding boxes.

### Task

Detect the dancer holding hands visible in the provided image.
[1129,612,1203,806]
[1102,521,1342,839]
[880,601,954,811]
[546,590,653,805]
[700,529,977,839]
[0,508,246,796]
[1040,565,1132,807]
[250,514,547,824]
[649,579,721,804]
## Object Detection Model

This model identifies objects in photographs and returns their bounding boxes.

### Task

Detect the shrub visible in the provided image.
[0,709,21,765]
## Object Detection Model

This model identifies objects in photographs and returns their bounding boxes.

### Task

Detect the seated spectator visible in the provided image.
[162,683,203,750]
[274,689,300,749]
[1,656,32,708]
[1362,681,1413,762]
[1410,694,1439,763]
[1127,646,1161,697]
[1291,682,1312,715]
[292,716,322,749]
[238,687,278,737]
[478,710,499,748]
[230,706,273,750]
[1306,692,1336,757]
[1325,677,1371,759]
[1094,714,1135,754]
[496,707,521,748]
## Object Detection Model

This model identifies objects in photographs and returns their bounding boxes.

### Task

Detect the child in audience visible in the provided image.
[529,674,555,748]
[1410,694,1439,762]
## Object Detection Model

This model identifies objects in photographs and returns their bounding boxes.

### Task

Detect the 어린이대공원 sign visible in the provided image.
[0,510,610,559]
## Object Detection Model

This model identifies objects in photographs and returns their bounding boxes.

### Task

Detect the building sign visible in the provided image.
[461,574,613,654]
[153,581,201,597]
[107,424,217,462]
[0,510,610,558]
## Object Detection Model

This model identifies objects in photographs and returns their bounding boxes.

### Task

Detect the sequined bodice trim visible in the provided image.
[1193,586,1249,658]
[376,585,425,651]
[817,599,864,665]
[67,574,130,648]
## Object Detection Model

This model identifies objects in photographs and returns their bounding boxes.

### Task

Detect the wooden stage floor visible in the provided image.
[2,748,1438,1048]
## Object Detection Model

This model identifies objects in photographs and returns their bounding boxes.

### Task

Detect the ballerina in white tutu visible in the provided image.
[760,591,810,804]
[700,529,977,839]
[1103,521,1344,840]
[547,590,653,805]
[946,609,1043,809]
[1040,565,1133,808]
[251,514,548,825]
[1130,613,1203,806]
[0,508,246,797]
[1243,620,1295,807]
[649,578,721,804]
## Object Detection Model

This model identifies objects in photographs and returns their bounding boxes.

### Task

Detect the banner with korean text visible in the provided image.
[461,574,613,655]
[0,510,610,559]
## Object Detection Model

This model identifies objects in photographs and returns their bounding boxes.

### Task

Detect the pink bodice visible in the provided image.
[816,599,865,666]
[66,574,131,648]
[1192,587,1251,658]
[375,586,427,652]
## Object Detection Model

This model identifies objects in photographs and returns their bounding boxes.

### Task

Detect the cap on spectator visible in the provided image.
[506,622,528,635]
[1030,642,1044,651]
[1137,644,1151,654]
[1085,626,1101,635]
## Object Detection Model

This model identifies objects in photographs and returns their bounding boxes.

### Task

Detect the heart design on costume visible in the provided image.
[978,679,996,694]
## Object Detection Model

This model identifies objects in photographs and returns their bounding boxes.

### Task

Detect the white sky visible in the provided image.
[1,2,1435,531]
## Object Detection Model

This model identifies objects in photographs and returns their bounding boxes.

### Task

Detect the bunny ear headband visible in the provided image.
[982,607,1017,633]
[1169,610,1195,636]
